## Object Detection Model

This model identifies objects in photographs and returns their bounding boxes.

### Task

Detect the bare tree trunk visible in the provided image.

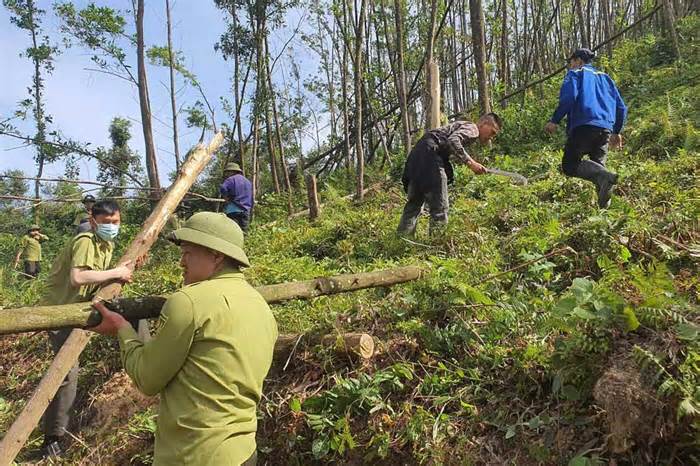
[165,0,180,171]
[264,107,280,194]
[341,0,352,173]
[0,266,423,335]
[499,0,509,108]
[354,0,368,199]
[470,0,491,114]
[661,0,681,58]
[255,19,280,194]
[393,0,411,152]
[265,37,293,211]
[232,5,245,170]
[306,174,320,220]
[27,1,45,223]
[575,0,590,48]
[424,0,440,129]
[426,61,441,128]
[136,0,161,193]
[251,113,260,203]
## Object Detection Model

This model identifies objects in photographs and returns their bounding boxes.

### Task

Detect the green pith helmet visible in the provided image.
[28,224,41,232]
[223,162,242,173]
[168,212,250,267]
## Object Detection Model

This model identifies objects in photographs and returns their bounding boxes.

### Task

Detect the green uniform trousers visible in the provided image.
[43,329,79,438]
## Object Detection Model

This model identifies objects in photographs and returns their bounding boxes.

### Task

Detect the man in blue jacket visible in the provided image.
[545,48,627,208]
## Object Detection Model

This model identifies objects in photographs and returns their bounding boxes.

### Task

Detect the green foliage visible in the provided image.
[1,21,699,465]
[96,117,143,197]
[54,2,134,82]
[633,346,700,420]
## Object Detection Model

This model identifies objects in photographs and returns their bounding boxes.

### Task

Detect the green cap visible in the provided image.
[29,224,41,231]
[223,162,242,173]
[168,212,250,267]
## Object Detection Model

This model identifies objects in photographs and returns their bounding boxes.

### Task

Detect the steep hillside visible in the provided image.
[1,18,698,465]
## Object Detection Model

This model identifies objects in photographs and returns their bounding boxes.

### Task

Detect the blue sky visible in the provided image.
[0,1,319,186]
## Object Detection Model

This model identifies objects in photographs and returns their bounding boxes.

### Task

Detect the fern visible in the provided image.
[636,306,691,329]
[632,345,699,420]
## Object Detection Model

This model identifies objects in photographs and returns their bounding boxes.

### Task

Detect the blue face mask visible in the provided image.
[95,223,120,241]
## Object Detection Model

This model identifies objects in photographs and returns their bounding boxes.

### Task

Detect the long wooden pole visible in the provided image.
[0,266,424,335]
[0,132,224,466]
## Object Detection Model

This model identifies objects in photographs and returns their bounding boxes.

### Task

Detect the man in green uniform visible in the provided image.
[72,194,96,234]
[13,224,48,279]
[91,212,278,466]
[40,200,133,458]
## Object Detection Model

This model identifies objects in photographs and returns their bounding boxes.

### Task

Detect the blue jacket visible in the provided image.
[551,65,627,135]
[220,173,253,213]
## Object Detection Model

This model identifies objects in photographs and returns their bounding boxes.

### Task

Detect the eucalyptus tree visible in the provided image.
[55,2,161,192]
[3,0,61,220]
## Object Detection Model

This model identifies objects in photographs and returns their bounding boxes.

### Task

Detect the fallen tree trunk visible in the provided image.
[0,266,423,335]
[0,132,225,466]
[274,332,375,362]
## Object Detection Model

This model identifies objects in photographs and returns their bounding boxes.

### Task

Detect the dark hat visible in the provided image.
[570,48,596,63]
[82,194,96,203]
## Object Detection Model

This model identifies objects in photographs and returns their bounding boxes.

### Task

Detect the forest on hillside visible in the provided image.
[1,0,699,465]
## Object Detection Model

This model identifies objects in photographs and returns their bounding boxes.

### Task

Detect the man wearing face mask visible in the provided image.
[38,200,133,458]
[90,212,278,466]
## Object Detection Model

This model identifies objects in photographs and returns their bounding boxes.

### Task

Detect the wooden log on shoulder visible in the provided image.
[274,332,375,362]
[0,266,423,335]
[0,132,225,466]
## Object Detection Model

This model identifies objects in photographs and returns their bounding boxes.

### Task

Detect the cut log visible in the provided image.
[0,132,224,466]
[274,332,375,362]
[0,266,424,335]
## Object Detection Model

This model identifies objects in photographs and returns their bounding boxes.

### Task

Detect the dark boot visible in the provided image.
[597,171,619,209]
[575,160,617,208]
[40,435,64,459]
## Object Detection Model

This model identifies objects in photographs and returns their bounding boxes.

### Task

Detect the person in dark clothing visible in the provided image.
[545,48,628,208]
[397,113,502,236]
[73,194,96,234]
[220,162,254,233]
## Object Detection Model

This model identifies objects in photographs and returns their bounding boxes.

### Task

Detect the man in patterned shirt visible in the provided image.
[397,113,502,236]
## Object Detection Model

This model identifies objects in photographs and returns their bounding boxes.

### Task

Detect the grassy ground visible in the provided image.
[0,18,698,465]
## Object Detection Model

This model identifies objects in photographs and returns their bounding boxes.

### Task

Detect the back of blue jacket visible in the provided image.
[551,65,627,135]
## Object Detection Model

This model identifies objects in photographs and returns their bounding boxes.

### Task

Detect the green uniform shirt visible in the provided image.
[42,232,114,305]
[117,267,278,466]
[19,234,47,262]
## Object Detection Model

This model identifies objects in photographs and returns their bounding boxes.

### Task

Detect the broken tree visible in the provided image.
[0,132,225,466]
[0,266,424,335]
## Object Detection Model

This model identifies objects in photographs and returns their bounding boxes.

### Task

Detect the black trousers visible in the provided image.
[562,125,610,177]
[227,211,250,233]
[24,260,40,279]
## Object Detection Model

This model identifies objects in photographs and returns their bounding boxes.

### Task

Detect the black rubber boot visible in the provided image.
[574,160,617,208]
[42,435,64,459]
[597,171,619,209]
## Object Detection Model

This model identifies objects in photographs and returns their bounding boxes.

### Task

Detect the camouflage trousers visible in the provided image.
[397,167,449,236]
